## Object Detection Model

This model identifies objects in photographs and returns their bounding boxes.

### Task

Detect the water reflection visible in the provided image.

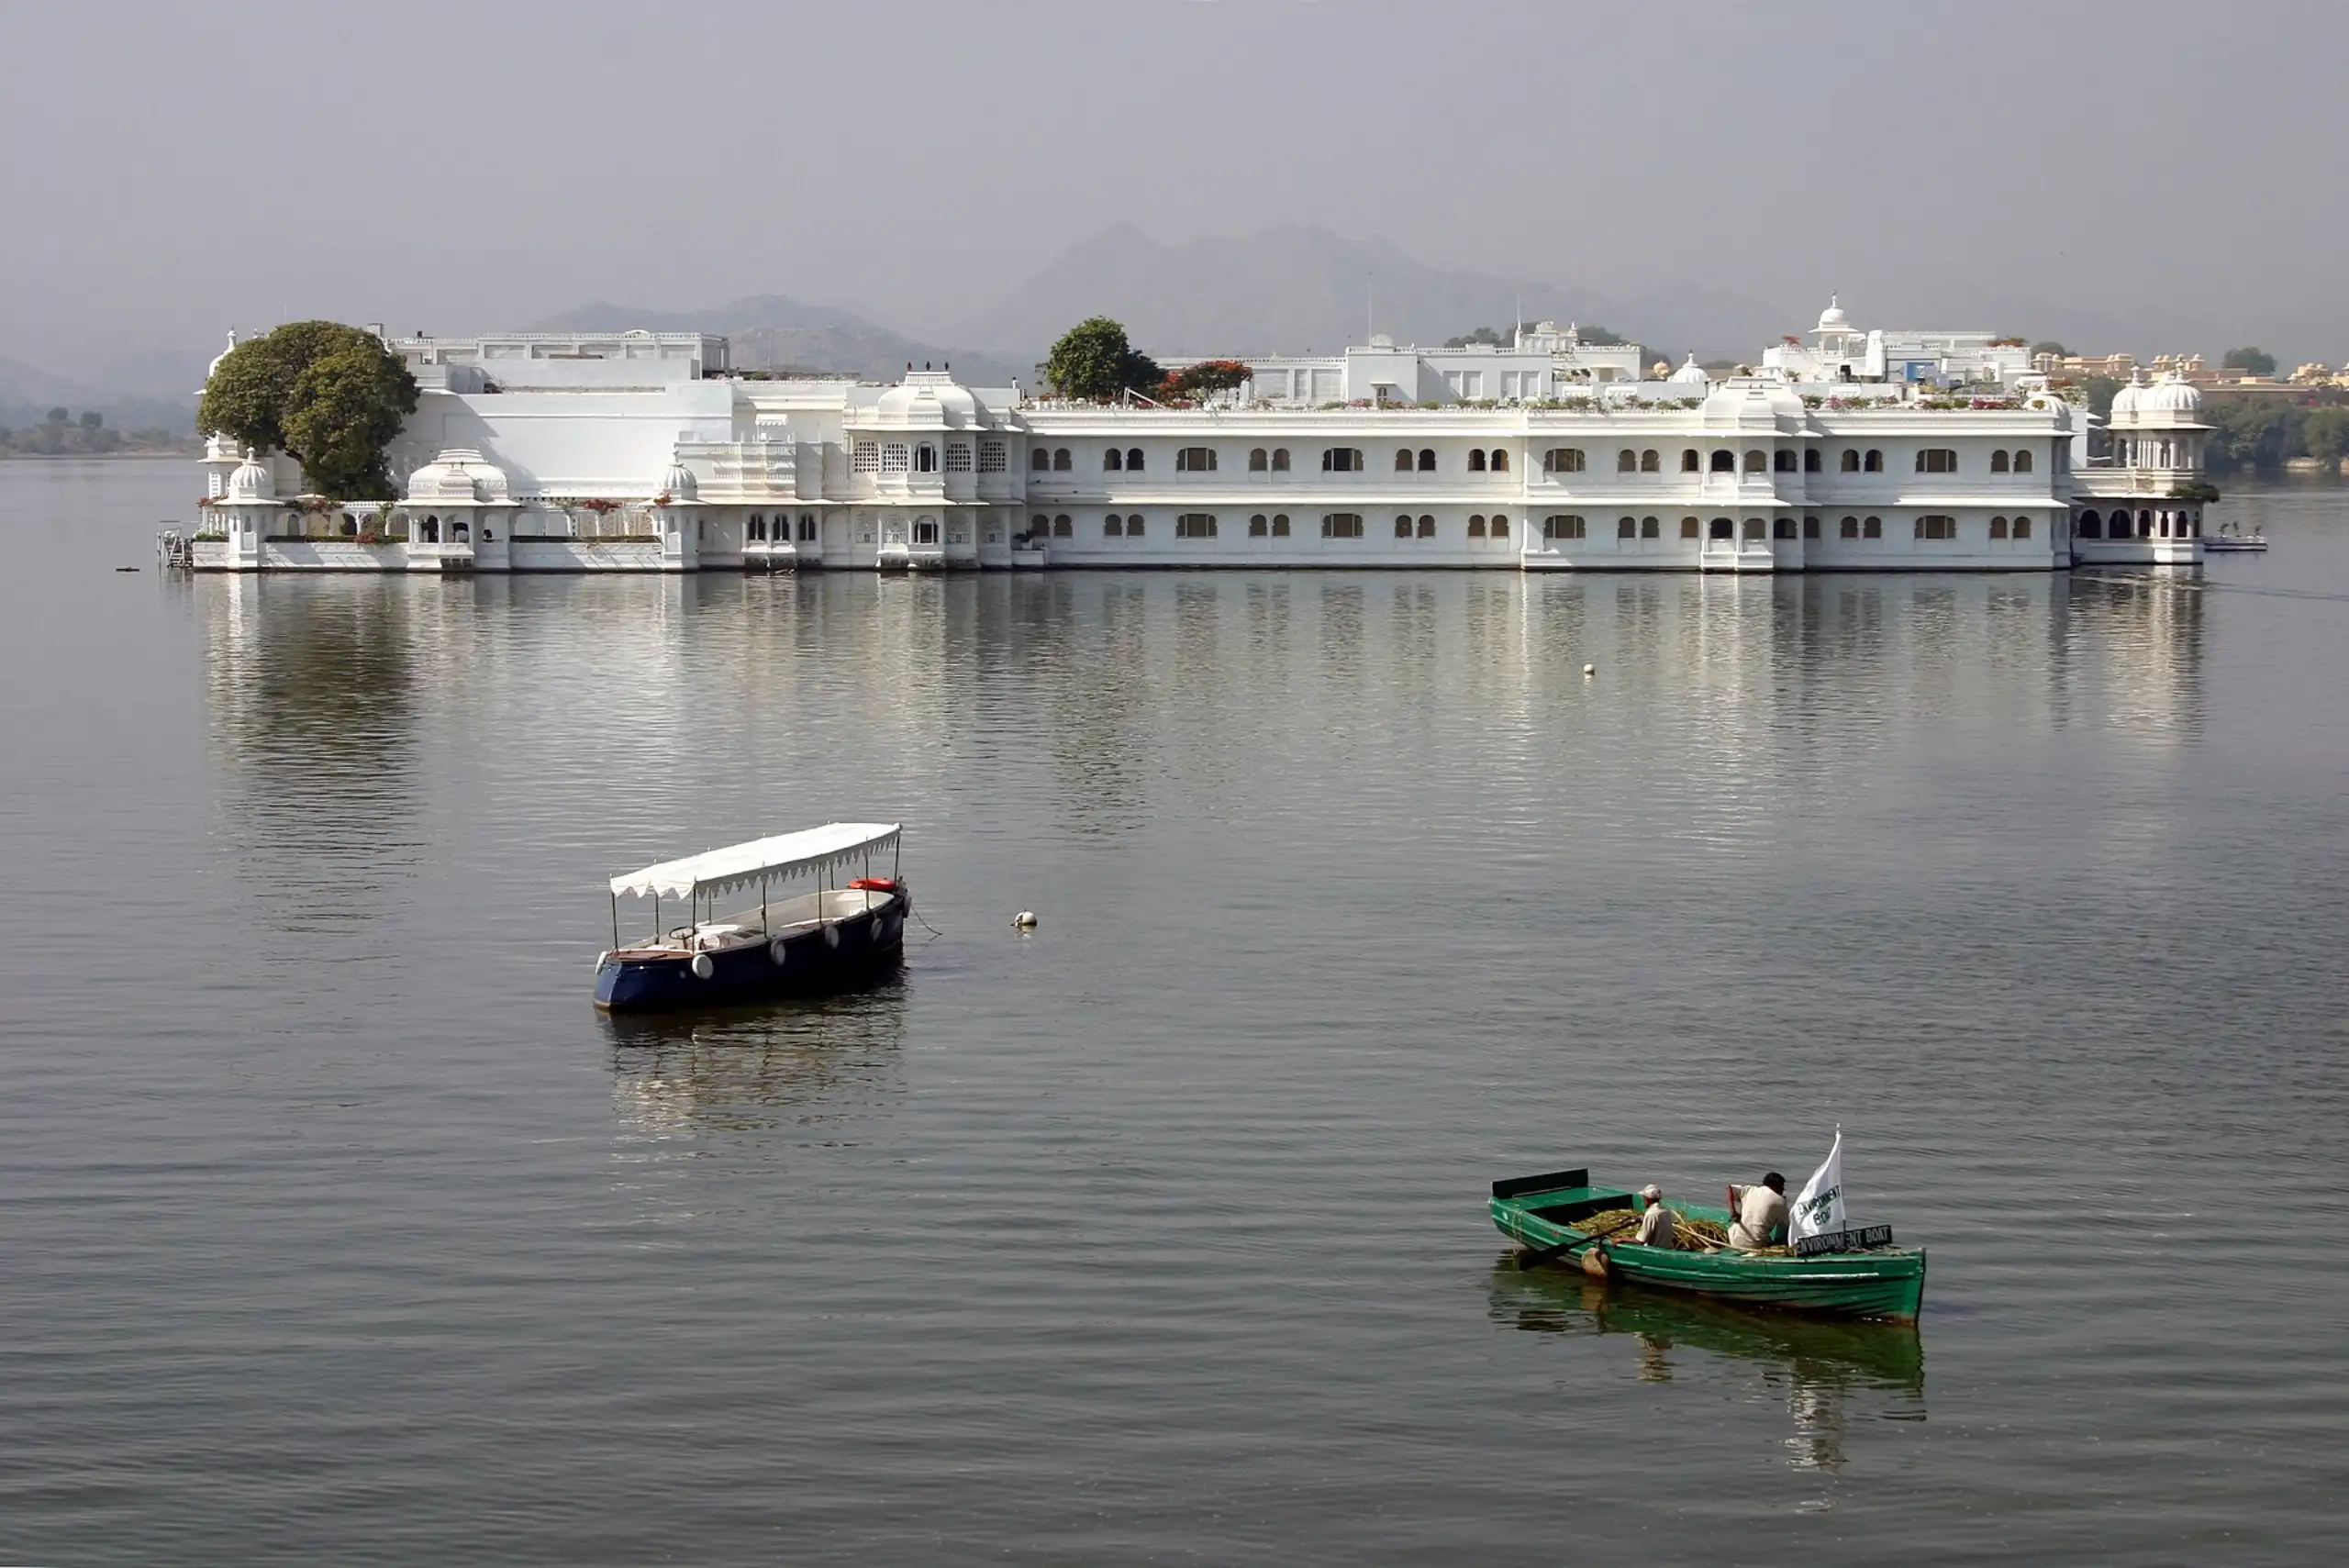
[1491,1263,1925,1473]
[605,975,910,1140]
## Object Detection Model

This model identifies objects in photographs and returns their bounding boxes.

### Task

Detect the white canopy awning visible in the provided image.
[609,822,900,901]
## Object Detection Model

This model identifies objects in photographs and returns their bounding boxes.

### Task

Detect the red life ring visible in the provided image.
[849,876,896,893]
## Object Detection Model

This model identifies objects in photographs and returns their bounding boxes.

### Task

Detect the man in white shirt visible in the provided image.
[1727,1172,1788,1251]
[1634,1184,1678,1249]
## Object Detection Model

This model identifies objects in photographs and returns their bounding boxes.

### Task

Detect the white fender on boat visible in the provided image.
[869,917,883,939]
[770,936,789,966]
[690,951,714,980]
[824,924,841,949]
[1013,910,1038,929]
[1584,663,1597,676]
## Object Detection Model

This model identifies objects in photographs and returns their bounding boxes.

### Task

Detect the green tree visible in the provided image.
[2221,346,2277,376]
[45,406,68,424]
[1043,317,1162,402]
[78,410,102,429]
[2031,340,2069,358]
[2203,400,2304,471]
[2299,406,2349,463]
[2083,376,2124,418]
[199,320,418,496]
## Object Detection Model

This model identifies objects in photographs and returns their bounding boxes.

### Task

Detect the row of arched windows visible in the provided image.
[2077,509,2197,539]
[1987,449,2036,473]
[1023,442,2043,483]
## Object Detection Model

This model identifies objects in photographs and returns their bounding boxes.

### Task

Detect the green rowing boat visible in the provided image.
[1488,1167,1927,1323]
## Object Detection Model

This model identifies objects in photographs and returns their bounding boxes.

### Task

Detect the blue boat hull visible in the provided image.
[594,896,907,1012]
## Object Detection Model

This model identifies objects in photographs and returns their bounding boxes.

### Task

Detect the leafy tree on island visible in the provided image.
[2031,341,2069,359]
[2221,346,2277,376]
[1044,317,1163,402]
[199,320,419,498]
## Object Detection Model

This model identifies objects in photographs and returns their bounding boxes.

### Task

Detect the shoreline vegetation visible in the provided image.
[1,408,193,459]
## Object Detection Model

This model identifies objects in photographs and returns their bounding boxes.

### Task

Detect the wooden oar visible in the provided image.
[1517,1214,1640,1271]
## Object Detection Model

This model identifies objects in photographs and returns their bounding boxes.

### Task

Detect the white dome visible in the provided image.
[2108,376,2144,422]
[1815,295,1852,333]
[404,448,509,504]
[206,329,239,384]
[2138,371,2203,419]
[1667,353,1710,386]
[872,369,976,428]
[659,458,698,501]
[226,447,273,501]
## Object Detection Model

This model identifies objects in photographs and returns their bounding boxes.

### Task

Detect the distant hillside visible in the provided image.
[528,295,1029,386]
[954,223,1793,362]
[0,354,196,436]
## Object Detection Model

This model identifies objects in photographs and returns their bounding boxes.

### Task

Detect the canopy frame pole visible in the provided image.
[891,838,901,880]
[761,873,769,935]
[653,892,662,942]
[610,893,619,951]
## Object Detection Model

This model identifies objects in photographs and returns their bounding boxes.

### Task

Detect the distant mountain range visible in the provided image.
[10,225,2327,431]
[526,296,1031,387]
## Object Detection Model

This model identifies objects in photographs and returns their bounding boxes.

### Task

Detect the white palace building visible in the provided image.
[186,299,2211,574]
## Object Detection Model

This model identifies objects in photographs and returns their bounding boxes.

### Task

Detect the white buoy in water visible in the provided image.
[1013,910,1038,929]
[1583,663,1597,676]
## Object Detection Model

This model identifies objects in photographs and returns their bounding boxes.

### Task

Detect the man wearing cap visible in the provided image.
[1633,1184,1679,1249]
[1727,1172,1788,1251]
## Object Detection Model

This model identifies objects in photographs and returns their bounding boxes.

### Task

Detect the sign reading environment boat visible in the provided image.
[1794,1224,1896,1257]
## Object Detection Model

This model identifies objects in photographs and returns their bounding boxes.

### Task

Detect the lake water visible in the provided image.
[4,462,2345,1565]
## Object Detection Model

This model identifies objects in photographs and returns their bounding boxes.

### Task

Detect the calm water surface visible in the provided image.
[3,462,2345,1564]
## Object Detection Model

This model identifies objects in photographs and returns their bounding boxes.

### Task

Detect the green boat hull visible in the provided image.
[1489,1169,1926,1323]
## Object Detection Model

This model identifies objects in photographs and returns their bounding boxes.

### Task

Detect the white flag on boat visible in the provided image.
[1790,1129,1845,1242]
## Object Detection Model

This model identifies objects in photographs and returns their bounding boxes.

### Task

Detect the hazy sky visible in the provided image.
[5,0,2343,370]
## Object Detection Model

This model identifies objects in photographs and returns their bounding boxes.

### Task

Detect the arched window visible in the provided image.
[1249,513,1268,537]
[1249,447,1268,472]
[1104,514,1123,537]
[1774,450,1796,473]
[1804,450,1822,473]
[2013,516,2032,539]
[1489,450,1509,473]
[1641,450,1660,473]
[1618,516,1637,539]
[1863,516,1883,538]
[1642,516,1659,539]
[2079,511,2102,538]
[1128,514,1146,537]
[1710,450,1735,473]
[452,520,471,542]
[1681,449,1700,473]
[1126,448,1144,472]
[1467,514,1486,538]
[1271,513,1291,536]
[1988,516,2008,539]
[1395,449,1415,473]
[423,515,440,543]
[1105,448,1123,471]
[1773,517,1795,539]
[2158,515,2170,539]
[1839,516,1858,539]
[1543,448,1585,473]
[1679,517,1699,539]
[915,444,937,473]
[1709,517,1734,539]
[1618,449,1638,473]
[1802,516,1820,539]
[1053,448,1072,471]
[1031,449,1051,472]
[1742,518,1765,539]
[1468,450,1487,473]
[1841,450,1859,473]
[1417,449,1435,472]
[1864,450,1883,472]
[2138,509,2154,537]
[2012,449,2033,473]
[340,516,357,537]
[1053,514,1072,538]
[1489,513,1509,539]
[749,513,765,540]
[1395,514,1414,538]
[1990,450,2010,473]
[1743,450,1766,473]
[1417,514,1434,537]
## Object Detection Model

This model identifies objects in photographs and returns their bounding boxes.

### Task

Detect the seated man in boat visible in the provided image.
[1726,1172,1788,1251]
[1633,1184,1679,1249]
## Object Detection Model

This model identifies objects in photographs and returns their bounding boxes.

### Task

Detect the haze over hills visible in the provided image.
[525,296,1030,387]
